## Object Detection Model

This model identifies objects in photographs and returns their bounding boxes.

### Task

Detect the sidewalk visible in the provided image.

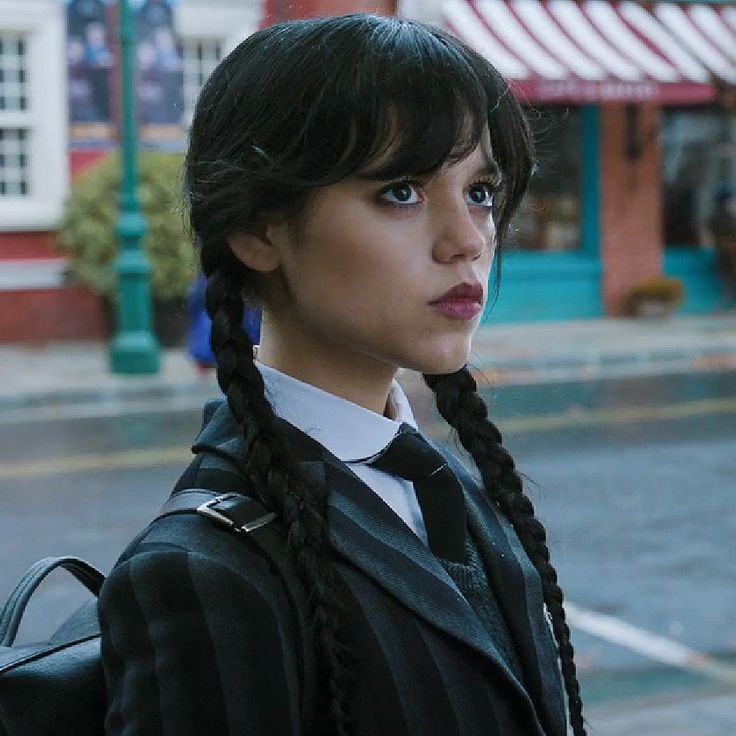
[1,312,735,410]
[585,687,736,736]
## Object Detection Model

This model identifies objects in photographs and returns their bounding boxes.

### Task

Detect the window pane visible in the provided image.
[0,128,31,197]
[0,33,29,112]
[662,107,735,248]
[509,107,582,252]
[182,37,224,123]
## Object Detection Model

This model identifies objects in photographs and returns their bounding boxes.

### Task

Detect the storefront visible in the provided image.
[402,0,736,322]
[1,0,733,340]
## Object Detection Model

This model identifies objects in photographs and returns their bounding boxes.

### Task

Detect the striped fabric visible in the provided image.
[99,399,567,736]
[442,0,736,103]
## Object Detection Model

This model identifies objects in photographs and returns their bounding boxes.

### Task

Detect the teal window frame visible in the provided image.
[484,104,603,323]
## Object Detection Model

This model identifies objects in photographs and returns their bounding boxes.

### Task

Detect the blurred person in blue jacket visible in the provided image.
[187,273,261,372]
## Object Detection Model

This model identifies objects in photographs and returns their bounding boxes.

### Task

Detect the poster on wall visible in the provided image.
[131,0,185,149]
[65,0,117,148]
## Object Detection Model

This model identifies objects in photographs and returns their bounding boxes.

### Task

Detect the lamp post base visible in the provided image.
[110,331,161,374]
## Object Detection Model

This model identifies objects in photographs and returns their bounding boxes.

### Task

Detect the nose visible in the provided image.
[431,199,494,264]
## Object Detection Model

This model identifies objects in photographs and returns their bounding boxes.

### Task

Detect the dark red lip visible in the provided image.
[430,282,484,304]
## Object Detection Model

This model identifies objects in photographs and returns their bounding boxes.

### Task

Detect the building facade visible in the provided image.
[0,0,733,341]
[400,0,736,322]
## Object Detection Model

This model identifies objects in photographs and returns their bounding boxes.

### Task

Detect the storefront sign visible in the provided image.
[516,79,716,106]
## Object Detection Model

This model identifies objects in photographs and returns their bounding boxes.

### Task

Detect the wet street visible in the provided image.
[2,368,735,730]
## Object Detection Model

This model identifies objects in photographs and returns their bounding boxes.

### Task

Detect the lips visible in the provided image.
[430,282,484,305]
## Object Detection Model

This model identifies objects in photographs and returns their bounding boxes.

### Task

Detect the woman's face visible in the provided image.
[248,139,500,379]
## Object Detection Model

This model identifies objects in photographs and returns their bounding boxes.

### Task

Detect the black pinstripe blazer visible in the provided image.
[99,399,567,736]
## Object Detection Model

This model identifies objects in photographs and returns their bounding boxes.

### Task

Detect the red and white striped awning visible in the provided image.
[443,0,736,103]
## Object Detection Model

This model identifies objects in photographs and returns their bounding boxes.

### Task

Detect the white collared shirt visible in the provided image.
[256,362,428,544]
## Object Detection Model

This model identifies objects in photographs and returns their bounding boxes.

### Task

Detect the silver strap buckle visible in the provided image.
[196,493,276,534]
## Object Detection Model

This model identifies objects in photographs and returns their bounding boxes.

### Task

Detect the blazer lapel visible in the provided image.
[446,453,568,736]
[283,421,544,726]
[193,403,556,734]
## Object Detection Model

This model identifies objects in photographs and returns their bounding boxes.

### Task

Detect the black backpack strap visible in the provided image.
[156,490,277,533]
[155,488,317,731]
[0,557,104,647]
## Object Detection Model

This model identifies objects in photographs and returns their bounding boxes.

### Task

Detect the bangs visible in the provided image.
[188,14,532,253]
[295,19,499,184]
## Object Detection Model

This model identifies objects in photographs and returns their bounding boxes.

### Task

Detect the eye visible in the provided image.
[467,181,501,208]
[380,181,422,206]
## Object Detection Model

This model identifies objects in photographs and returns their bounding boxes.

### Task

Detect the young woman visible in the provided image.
[99,13,586,736]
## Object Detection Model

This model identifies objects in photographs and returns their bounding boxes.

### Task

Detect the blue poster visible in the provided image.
[65,0,117,147]
[131,0,185,148]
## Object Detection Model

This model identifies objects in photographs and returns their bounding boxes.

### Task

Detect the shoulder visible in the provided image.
[100,511,294,630]
[102,447,292,627]
[99,519,304,736]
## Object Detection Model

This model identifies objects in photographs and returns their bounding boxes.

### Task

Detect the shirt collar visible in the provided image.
[256,362,417,463]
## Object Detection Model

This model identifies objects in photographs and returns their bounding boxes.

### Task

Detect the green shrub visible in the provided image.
[59,152,197,302]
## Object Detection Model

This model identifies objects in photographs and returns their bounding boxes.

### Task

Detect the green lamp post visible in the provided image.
[109,0,160,374]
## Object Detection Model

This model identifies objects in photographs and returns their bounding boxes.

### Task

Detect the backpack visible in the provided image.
[0,489,315,736]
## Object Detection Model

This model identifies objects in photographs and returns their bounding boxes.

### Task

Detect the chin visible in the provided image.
[408,346,471,377]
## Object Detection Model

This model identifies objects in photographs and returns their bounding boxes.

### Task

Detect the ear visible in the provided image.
[226,218,288,273]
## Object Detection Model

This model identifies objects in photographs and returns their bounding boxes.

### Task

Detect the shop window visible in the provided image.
[0,128,29,196]
[0,34,30,197]
[662,107,734,248]
[0,34,27,111]
[510,106,582,252]
[182,37,224,123]
[176,2,261,126]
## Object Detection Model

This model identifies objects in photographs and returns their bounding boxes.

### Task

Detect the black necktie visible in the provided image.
[369,424,467,562]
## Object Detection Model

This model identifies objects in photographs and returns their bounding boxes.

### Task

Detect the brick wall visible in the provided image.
[0,151,112,343]
[600,103,663,315]
[0,228,107,343]
[0,287,106,343]
[0,231,59,259]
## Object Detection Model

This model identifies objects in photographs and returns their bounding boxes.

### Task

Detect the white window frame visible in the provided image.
[0,0,67,231]
[181,36,226,124]
[177,2,261,57]
[177,1,261,124]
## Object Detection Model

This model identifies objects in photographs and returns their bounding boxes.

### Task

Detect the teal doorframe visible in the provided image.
[664,247,734,312]
[484,104,604,323]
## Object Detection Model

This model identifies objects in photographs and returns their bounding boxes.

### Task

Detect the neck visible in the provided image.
[256,315,398,417]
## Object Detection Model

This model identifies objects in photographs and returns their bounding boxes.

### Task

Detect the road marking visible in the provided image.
[419,395,736,438]
[565,601,736,687]
[1,447,191,479]
[2,396,736,478]
[0,394,214,426]
[498,396,736,434]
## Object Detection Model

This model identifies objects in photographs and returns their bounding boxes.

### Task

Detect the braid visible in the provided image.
[201,247,353,735]
[424,368,587,736]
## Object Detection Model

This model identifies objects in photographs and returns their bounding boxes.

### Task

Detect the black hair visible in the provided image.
[184,13,585,736]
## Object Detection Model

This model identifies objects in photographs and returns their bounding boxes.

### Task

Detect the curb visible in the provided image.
[0,381,219,412]
[468,349,736,386]
[3,350,736,413]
